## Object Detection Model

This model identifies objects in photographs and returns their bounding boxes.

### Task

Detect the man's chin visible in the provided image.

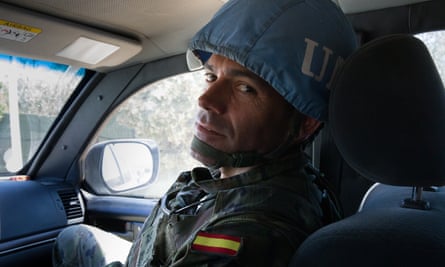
[190,149,218,168]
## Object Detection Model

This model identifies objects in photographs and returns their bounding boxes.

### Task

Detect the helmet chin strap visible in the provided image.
[191,132,299,169]
[191,137,265,169]
[191,110,304,169]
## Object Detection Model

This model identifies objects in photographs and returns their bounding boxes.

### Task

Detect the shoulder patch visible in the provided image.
[192,231,242,256]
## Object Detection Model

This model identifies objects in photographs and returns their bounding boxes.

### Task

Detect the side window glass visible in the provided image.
[96,70,204,198]
[416,31,445,83]
[0,54,84,173]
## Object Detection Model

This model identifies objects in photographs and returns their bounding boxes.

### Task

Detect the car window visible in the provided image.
[416,30,445,82]
[0,54,85,173]
[96,70,205,198]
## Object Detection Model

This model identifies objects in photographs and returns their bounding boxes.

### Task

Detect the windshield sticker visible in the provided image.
[0,19,41,42]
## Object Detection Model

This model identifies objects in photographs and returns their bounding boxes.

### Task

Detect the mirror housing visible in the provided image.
[83,139,159,196]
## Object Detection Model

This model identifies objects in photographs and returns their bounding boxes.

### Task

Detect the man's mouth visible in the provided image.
[195,123,224,137]
[194,110,227,142]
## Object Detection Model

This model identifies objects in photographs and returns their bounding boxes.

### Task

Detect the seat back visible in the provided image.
[290,34,445,266]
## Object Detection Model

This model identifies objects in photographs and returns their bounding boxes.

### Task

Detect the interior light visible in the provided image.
[56,37,120,65]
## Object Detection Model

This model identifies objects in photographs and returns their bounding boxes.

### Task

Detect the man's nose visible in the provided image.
[198,81,228,114]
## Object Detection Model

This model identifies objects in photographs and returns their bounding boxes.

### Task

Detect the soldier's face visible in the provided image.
[193,54,295,158]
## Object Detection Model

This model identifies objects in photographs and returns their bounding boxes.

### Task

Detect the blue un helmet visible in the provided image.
[188,0,358,168]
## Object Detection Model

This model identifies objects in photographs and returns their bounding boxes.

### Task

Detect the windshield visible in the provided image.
[0,54,85,172]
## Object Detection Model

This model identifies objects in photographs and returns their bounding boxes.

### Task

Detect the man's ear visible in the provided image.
[296,116,322,143]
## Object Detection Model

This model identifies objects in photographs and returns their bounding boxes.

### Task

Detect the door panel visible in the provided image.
[82,190,158,241]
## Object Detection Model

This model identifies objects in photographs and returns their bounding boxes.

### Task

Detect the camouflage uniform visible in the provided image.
[53,151,329,267]
[125,151,325,266]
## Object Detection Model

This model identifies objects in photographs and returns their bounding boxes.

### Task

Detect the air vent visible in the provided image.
[57,188,84,224]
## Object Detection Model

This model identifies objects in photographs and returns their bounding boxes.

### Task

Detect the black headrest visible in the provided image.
[329,34,445,186]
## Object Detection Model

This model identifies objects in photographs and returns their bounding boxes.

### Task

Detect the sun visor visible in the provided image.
[0,3,142,70]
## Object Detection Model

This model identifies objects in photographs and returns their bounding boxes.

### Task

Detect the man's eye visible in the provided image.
[238,84,256,93]
[205,73,216,82]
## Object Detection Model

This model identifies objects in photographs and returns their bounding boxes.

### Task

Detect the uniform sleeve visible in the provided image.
[169,218,306,267]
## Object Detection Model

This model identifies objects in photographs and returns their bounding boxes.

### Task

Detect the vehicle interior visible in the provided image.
[0,0,444,266]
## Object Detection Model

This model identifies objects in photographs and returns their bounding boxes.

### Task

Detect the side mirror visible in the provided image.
[84,139,159,196]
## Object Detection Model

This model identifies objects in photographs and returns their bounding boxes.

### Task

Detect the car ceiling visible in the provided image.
[0,0,438,72]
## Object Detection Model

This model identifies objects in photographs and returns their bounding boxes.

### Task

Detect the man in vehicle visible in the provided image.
[53,0,357,266]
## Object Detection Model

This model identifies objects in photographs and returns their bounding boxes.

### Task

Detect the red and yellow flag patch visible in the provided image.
[192,231,242,256]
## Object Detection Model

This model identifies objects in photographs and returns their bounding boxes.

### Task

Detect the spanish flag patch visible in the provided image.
[192,231,242,256]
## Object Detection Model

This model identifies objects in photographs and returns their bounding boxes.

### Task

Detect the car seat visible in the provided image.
[289,34,445,266]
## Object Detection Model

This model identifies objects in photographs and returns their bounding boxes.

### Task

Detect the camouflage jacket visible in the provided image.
[124,151,326,267]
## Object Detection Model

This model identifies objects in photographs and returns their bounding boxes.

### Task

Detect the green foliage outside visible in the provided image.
[0,81,6,121]
[16,66,82,116]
